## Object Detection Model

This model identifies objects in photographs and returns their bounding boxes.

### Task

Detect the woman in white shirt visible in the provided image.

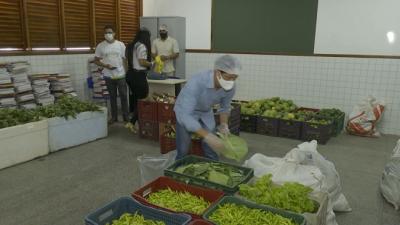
[125,28,153,127]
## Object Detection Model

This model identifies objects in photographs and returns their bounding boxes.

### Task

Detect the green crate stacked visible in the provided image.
[297,108,345,144]
[203,196,306,225]
[239,97,298,137]
[164,155,254,195]
[317,108,345,136]
[238,98,345,144]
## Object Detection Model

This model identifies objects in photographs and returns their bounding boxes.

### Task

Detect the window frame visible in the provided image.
[0,0,143,56]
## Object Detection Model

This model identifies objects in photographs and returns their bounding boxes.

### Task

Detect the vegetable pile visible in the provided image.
[294,110,330,125]
[0,108,40,129]
[152,92,175,104]
[174,162,245,187]
[36,95,101,119]
[209,203,297,225]
[239,174,316,213]
[0,95,102,129]
[218,133,248,162]
[147,188,210,215]
[318,108,343,118]
[240,97,344,125]
[240,97,297,118]
[106,213,165,225]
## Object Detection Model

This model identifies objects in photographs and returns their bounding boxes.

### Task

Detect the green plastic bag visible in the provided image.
[219,134,248,162]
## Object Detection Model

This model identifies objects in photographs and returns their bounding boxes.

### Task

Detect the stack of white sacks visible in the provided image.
[29,74,55,106]
[0,65,17,108]
[244,140,352,225]
[8,62,35,109]
[49,73,77,99]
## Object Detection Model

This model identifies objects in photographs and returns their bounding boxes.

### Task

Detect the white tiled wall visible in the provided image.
[1,53,399,135]
[186,53,400,135]
[0,54,95,100]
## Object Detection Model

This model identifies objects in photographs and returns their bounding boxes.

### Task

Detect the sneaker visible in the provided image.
[125,122,138,133]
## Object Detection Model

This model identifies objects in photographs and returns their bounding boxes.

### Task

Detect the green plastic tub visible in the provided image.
[203,196,306,225]
[164,155,253,195]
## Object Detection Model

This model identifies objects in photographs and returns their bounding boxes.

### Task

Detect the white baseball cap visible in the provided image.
[159,24,168,31]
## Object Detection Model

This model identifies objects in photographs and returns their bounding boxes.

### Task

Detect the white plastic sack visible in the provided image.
[346,96,385,137]
[137,150,177,186]
[285,141,352,212]
[244,153,326,195]
[380,139,400,210]
[244,153,338,225]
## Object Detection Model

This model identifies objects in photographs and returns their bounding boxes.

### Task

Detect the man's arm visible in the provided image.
[94,56,112,69]
[175,82,209,138]
[218,87,236,126]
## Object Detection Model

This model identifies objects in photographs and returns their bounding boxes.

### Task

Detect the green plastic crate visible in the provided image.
[203,196,306,225]
[332,112,345,136]
[164,155,254,195]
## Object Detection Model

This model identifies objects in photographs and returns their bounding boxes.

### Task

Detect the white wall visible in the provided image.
[143,0,157,16]
[186,53,400,135]
[1,52,400,135]
[315,0,400,55]
[146,0,400,55]
[142,0,211,49]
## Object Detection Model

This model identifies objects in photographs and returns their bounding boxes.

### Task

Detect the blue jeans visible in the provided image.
[175,121,219,160]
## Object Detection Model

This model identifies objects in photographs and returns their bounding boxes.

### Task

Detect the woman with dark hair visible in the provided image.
[125,28,154,130]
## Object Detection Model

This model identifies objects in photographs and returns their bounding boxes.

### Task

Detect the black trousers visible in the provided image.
[104,77,129,122]
[126,69,149,124]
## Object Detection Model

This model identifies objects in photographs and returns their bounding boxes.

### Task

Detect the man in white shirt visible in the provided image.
[151,24,180,77]
[94,25,129,123]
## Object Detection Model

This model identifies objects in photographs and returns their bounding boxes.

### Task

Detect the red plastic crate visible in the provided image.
[189,220,213,225]
[159,122,176,139]
[160,132,176,154]
[132,176,225,219]
[158,102,176,123]
[139,120,159,141]
[138,100,158,122]
[190,139,204,157]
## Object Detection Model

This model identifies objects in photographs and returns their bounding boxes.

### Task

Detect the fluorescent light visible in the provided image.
[32,48,60,51]
[0,48,22,51]
[386,31,396,44]
[66,47,91,51]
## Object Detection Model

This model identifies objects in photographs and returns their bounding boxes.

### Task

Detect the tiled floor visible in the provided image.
[0,124,399,225]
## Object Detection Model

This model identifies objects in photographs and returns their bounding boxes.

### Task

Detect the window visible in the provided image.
[94,0,116,46]
[120,0,140,44]
[27,0,61,49]
[0,0,24,50]
[0,0,142,54]
[64,0,92,49]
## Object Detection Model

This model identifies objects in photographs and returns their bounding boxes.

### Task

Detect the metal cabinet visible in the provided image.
[140,17,186,78]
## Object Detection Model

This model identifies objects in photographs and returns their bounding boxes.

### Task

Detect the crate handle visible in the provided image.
[99,209,113,222]
[143,187,152,197]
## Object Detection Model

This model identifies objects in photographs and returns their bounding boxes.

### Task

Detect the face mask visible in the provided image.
[160,32,168,39]
[104,33,114,42]
[217,72,235,91]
